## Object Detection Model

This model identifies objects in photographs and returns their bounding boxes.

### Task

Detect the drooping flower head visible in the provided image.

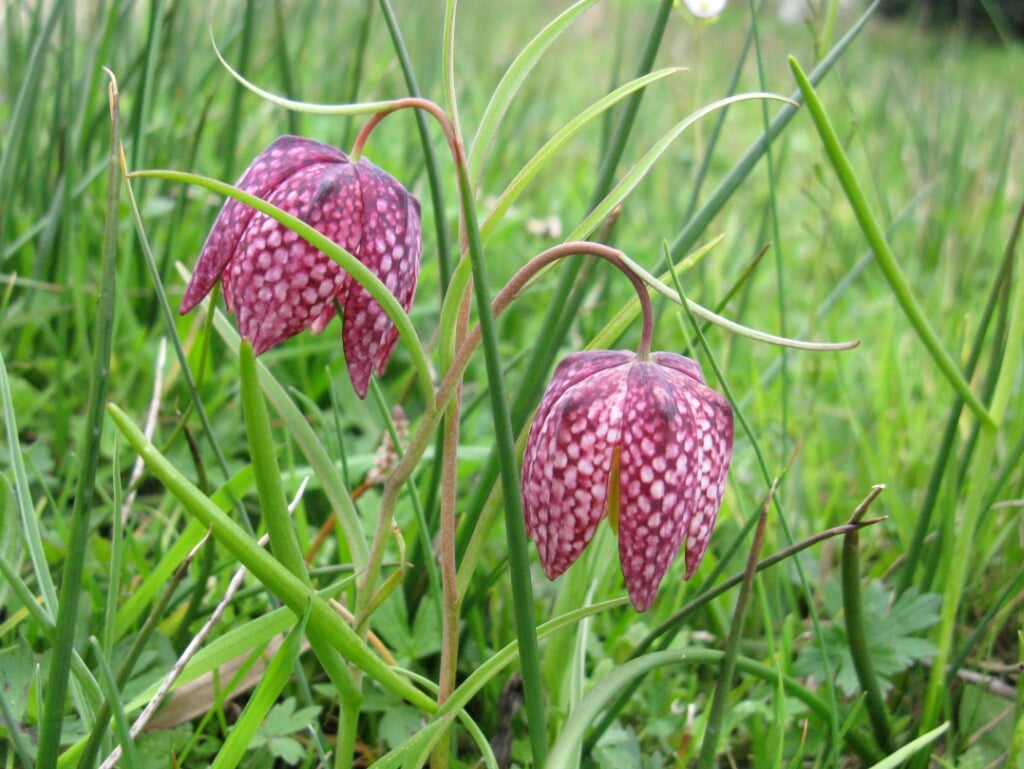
[180,135,422,398]
[521,350,733,611]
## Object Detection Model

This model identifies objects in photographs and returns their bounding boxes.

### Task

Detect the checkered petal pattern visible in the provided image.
[180,135,421,398]
[521,350,733,611]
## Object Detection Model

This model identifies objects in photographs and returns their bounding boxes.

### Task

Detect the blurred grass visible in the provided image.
[1,0,1022,767]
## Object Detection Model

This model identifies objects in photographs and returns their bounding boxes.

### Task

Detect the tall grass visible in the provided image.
[1,1,1021,768]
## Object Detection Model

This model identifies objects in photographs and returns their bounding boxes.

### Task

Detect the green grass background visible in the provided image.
[1,0,1021,767]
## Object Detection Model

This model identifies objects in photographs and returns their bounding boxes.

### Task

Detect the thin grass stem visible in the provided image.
[697,485,773,768]
[36,71,121,769]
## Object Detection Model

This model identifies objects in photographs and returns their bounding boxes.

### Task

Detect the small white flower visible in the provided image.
[683,0,727,18]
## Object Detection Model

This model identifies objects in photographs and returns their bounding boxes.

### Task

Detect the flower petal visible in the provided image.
[181,135,348,313]
[616,356,733,610]
[653,353,733,578]
[521,351,632,580]
[341,160,423,398]
[223,162,362,353]
[616,362,695,611]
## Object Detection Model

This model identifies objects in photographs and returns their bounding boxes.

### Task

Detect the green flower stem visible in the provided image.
[238,340,361,769]
[36,72,120,769]
[454,169,549,769]
[106,403,436,715]
[239,340,311,586]
[788,56,993,428]
[696,486,772,769]
[841,487,895,753]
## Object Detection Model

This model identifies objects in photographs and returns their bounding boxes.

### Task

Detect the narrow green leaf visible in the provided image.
[202,299,369,572]
[669,0,884,262]
[468,0,604,185]
[479,68,684,242]
[87,638,141,769]
[114,580,349,719]
[210,26,397,116]
[106,403,435,714]
[866,723,949,769]
[210,608,311,769]
[788,55,993,427]
[114,466,257,636]
[368,717,453,769]
[454,150,549,766]
[0,352,57,612]
[569,92,793,243]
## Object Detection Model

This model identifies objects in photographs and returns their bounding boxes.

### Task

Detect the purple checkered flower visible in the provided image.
[521,350,733,611]
[180,135,422,398]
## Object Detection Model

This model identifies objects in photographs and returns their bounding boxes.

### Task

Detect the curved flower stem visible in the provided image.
[350,97,464,167]
[488,241,654,358]
[348,96,466,637]
[350,94,553,766]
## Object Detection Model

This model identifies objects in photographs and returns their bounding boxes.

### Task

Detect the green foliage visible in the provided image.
[795,582,940,696]
[1,1,1022,768]
[248,699,323,767]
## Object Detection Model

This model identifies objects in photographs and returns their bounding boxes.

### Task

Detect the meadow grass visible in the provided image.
[1,1,1022,768]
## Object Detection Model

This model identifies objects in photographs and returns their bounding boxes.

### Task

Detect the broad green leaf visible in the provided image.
[794,581,940,696]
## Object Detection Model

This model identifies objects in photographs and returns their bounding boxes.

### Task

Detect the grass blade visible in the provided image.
[105,403,434,714]
[787,56,993,427]
[35,70,121,769]
[87,639,141,769]
[0,353,57,611]
[209,607,311,769]
[468,0,603,185]
[669,0,883,262]
[570,92,793,243]
[867,723,949,769]
[479,67,685,243]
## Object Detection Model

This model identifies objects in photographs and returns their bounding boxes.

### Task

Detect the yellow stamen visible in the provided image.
[607,445,621,535]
